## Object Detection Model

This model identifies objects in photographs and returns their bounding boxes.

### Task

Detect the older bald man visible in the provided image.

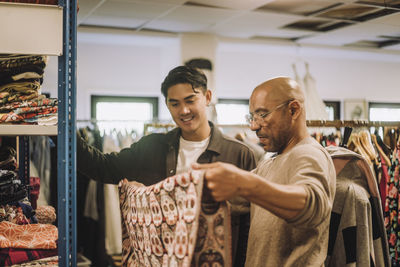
[194,77,336,267]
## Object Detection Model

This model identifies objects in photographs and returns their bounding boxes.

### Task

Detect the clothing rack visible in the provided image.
[306,120,400,128]
[143,120,400,131]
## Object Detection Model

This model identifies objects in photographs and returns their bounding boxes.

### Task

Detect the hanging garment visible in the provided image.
[302,63,329,120]
[118,170,232,267]
[102,134,123,256]
[0,221,58,249]
[325,146,390,267]
[384,144,400,266]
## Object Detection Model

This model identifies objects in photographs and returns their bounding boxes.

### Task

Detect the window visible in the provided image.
[324,101,341,120]
[91,95,158,135]
[216,99,249,125]
[369,102,400,122]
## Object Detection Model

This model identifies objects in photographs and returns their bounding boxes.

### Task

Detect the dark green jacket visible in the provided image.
[77,122,256,185]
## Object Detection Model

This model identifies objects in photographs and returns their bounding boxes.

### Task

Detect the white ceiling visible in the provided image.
[77,0,400,51]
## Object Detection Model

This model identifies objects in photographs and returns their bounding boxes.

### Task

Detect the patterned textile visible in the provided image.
[0,106,57,123]
[10,255,59,267]
[0,96,56,112]
[385,145,400,266]
[35,206,56,224]
[0,69,44,86]
[0,80,41,94]
[29,177,40,210]
[0,91,39,105]
[118,170,232,267]
[0,55,48,70]
[0,221,58,249]
[0,247,57,266]
[0,205,29,224]
[0,170,27,206]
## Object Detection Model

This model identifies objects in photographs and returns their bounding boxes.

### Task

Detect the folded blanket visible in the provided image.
[0,221,58,249]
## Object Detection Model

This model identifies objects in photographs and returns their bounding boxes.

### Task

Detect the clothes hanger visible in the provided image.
[348,133,373,166]
[371,133,391,167]
[359,130,378,164]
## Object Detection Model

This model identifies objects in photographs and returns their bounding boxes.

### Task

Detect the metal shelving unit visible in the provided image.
[0,1,77,266]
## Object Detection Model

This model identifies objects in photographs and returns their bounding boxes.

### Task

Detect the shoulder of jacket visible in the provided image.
[219,134,252,152]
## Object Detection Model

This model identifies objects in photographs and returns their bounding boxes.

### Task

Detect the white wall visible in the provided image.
[42,28,180,121]
[41,29,400,121]
[216,40,400,104]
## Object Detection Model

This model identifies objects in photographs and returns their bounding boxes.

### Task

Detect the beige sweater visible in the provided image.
[245,137,336,267]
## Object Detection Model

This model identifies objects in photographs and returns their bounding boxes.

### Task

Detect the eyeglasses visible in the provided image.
[245,100,292,125]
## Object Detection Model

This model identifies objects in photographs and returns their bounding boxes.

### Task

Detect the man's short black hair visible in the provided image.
[161,65,207,98]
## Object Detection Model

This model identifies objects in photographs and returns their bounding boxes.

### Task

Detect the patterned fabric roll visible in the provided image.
[118,170,232,267]
[35,206,56,224]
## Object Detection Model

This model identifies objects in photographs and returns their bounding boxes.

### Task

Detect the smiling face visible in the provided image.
[166,83,211,141]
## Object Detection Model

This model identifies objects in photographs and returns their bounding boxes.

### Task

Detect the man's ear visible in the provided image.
[205,89,212,105]
[289,100,301,118]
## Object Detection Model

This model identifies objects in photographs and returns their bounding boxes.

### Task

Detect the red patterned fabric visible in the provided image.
[118,170,232,267]
[29,177,40,210]
[0,247,57,266]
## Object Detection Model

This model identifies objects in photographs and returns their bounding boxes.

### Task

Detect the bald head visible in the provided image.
[252,77,305,104]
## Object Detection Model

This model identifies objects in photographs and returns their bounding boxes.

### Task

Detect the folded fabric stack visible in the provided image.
[0,145,58,266]
[0,54,57,125]
[0,0,58,4]
[0,147,27,206]
[0,221,58,266]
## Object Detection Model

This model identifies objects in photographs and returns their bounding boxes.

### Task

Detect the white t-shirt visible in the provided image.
[176,136,210,174]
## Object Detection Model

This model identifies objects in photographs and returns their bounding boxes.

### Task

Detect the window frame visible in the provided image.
[90,95,159,121]
[323,100,341,120]
[368,102,400,121]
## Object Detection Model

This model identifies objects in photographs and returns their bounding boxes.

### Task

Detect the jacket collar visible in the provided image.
[166,121,223,155]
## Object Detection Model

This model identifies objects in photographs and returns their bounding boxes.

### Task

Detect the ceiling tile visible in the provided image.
[144,5,242,32]
[256,0,341,16]
[208,10,305,38]
[184,0,274,10]
[368,12,400,26]
[83,16,147,28]
[130,0,187,4]
[77,0,103,23]
[384,43,400,51]
[298,22,400,46]
[356,0,400,9]
[91,0,177,19]
[316,3,380,20]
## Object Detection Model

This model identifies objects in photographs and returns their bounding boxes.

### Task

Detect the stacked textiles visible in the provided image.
[0,54,57,125]
[0,147,27,205]
[0,146,58,266]
[0,0,58,4]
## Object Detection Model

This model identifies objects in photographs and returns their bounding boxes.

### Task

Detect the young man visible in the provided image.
[194,77,336,267]
[77,65,256,266]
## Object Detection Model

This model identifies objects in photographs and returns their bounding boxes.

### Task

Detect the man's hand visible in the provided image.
[192,162,244,202]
